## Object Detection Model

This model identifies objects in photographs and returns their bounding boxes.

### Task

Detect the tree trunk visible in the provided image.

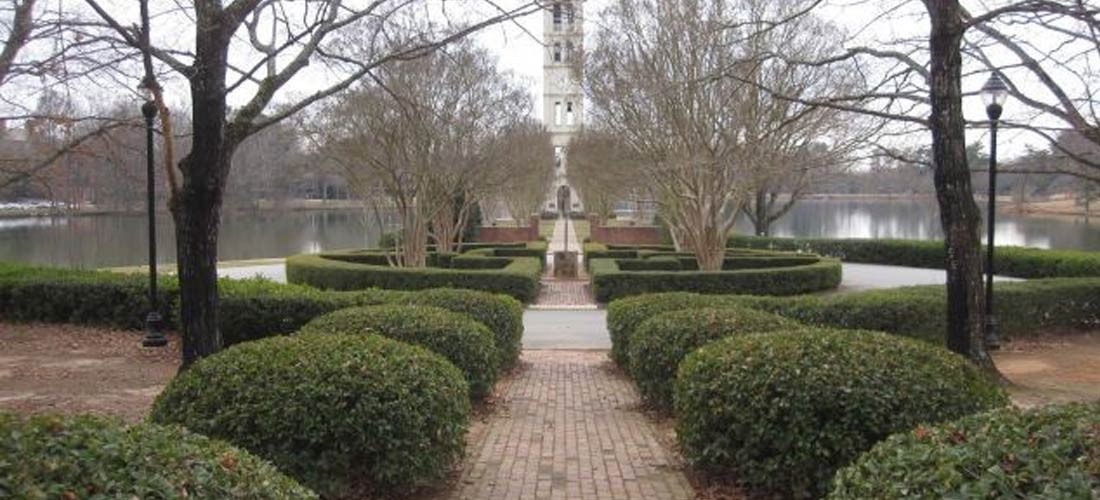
[752,190,770,236]
[926,0,996,371]
[173,6,233,369]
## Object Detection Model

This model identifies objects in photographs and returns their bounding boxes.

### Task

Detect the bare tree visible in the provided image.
[586,0,754,270]
[82,0,542,367]
[567,128,641,224]
[485,118,554,225]
[313,41,534,265]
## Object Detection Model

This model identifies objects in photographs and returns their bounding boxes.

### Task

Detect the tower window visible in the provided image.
[554,101,563,125]
[566,101,575,126]
[565,41,574,62]
[565,2,575,26]
[555,146,564,169]
[552,2,562,30]
[553,42,562,62]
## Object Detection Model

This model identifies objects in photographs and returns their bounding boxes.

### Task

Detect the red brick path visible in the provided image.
[448,351,693,500]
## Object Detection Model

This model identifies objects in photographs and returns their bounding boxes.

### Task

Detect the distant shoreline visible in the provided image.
[0,199,370,219]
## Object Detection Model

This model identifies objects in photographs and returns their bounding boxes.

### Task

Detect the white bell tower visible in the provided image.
[543,0,583,214]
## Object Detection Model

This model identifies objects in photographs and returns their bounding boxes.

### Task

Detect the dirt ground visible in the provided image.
[1,322,1098,423]
[0,323,180,422]
[996,331,1100,408]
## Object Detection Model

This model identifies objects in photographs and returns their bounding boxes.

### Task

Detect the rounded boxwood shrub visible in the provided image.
[0,412,316,498]
[674,328,1008,499]
[150,333,470,497]
[829,402,1100,499]
[629,307,801,411]
[299,305,498,399]
[396,287,525,370]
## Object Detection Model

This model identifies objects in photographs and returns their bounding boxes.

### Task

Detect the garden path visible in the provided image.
[533,217,596,309]
[446,350,694,500]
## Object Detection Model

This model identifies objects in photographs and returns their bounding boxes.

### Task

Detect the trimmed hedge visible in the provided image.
[0,412,315,498]
[0,263,525,368]
[0,262,178,330]
[589,256,841,303]
[829,402,1100,499]
[286,252,541,302]
[606,277,1100,354]
[299,305,499,399]
[150,333,470,497]
[401,287,524,370]
[675,329,1008,498]
[729,234,1100,278]
[629,307,800,411]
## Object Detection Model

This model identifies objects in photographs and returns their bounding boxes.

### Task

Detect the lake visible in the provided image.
[0,199,1096,269]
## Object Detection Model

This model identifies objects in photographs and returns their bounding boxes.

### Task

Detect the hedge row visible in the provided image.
[0,264,525,369]
[151,333,470,497]
[728,234,1100,278]
[628,307,800,410]
[286,252,541,302]
[829,401,1100,498]
[676,329,1007,498]
[299,305,499,399]
[589,257,842,303]
[0,413,316,498]
[606,277,1100,366]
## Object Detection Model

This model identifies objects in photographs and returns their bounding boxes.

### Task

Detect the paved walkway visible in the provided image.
[448,351,693,500]
[536,218,597,310]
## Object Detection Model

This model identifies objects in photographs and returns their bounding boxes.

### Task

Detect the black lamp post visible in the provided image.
[981,71,1008,351]
[140,77,167,348]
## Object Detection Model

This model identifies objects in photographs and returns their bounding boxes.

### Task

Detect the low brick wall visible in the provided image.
[477,215,540,242]
[588,215,663,245]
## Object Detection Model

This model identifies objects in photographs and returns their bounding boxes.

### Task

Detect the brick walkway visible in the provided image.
[448,351,693,500]
[539,218,596,309]
[533,280,594,308]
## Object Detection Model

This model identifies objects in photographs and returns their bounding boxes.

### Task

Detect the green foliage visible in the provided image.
[605,292,757,367]
[0,263,178,330]
[216,278,369,345]
[628,307,800,411]
[286,252,541,302]
[675,329,1008,498]
[829,402,1100,499]
[0,412,316,498]
[150,333,470,497]
[606,278,1100,350]
[398,288,524,370]
[299,305,499,399]
[589,257,842,302]
[729,235,1100,278]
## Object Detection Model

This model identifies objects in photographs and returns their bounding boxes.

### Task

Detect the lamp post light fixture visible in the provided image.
[981,71,1008,351]
[139,76,167,348]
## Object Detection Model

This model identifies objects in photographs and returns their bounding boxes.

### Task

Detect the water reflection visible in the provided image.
[735,199,1099,251]
[0,209,389,269]
[0,201,1096,270]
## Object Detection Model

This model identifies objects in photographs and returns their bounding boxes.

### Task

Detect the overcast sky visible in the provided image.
[475,0,1052,159]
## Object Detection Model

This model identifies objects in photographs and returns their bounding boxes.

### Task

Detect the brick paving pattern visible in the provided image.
[534,280,595,308]
[448,351,693,500]
[540,218,596,309]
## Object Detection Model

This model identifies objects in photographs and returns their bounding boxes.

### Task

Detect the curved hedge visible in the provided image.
[0,412,316,498]
[607,277,1100,350]
[728,234,1100,278]
[629,307,800,411]
[299,305,498,399]
[398,287,524,370]
[675,329,1008,498]
[150,333,470,497]
[606,292,773,367]
[830,402,1100,499]
[589,256,841,303]
[286,251,541,302]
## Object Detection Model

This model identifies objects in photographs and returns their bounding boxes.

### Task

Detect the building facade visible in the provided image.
[543,0,583,214]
